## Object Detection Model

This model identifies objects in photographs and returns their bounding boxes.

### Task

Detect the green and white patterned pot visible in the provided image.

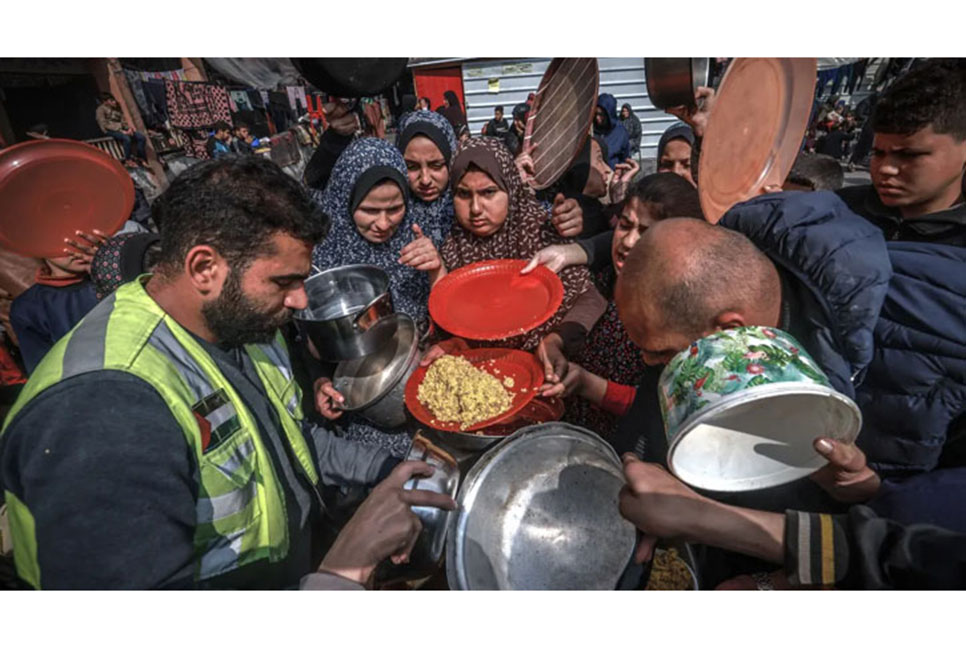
[658,326,862,492]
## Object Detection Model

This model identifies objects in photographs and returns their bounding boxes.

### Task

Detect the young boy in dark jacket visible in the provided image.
[9,235,103,374]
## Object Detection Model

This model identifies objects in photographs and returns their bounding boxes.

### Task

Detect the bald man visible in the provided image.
[613,190,966,527]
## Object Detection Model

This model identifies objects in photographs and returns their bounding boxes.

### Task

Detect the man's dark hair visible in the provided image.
[213,121,231,133]
[99,93,116,104]
[234,121,250,131]
[152,156,328,276]
[872,61,966,140]
[627,172,704,221]
[495,105,504,114]
[785,153,844,191]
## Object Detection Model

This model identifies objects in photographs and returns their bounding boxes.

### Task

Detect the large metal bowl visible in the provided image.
[645,58,710,110]
[294,264,395,361]
[446,423,636,590]
[333,313,419,428]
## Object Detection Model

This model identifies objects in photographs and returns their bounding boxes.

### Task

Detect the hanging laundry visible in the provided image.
[165,81,233,130]
[142,80,170,126]
[230,90,254,112]
[285,86,308,117]
[124,70,157,129]
[268,91,295,132]
[247,89,265,110]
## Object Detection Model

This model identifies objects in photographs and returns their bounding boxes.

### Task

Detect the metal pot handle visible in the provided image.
[353,291,393,332]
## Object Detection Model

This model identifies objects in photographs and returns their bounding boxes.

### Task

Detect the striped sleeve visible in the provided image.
[784,510,850,587]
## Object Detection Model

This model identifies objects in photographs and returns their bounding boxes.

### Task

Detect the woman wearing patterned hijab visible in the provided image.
[395,110,459,250]
[312,137,443,332]
[310,137,443,457]
[439,137,597,352]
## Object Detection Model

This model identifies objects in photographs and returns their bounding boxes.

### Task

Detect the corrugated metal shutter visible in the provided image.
[461,59,551,135]
[462,58,683,160]
[597,57,680,161]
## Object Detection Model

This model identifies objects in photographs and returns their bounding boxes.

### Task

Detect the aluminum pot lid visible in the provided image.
[333,313,417,411]
[447,422,636,590]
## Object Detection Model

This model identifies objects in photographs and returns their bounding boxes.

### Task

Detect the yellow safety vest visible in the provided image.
[1,277,320,588]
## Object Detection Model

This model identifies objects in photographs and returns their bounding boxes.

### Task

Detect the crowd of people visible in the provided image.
[0,58,964,590]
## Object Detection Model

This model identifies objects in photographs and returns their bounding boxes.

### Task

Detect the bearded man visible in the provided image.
[0,156,454,590]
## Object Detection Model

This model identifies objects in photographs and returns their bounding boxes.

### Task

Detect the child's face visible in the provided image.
[46,255,90,275]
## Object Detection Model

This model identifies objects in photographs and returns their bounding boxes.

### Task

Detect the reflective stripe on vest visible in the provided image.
[1,278,320,587]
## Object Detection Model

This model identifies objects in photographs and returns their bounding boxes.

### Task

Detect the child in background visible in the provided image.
[9,230,106,374]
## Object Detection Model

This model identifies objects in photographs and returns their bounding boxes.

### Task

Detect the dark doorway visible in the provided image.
[2,74,103,142]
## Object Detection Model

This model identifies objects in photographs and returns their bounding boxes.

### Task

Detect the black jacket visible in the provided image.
[836,184,966,247]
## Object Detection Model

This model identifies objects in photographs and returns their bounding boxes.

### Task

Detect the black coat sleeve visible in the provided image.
[303,130,355,191]
[0,371,198,589]
[576,229,615,274]
[784,506,966,589]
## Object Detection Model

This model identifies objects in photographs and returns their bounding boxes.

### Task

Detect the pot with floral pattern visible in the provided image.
[658,326,862,492]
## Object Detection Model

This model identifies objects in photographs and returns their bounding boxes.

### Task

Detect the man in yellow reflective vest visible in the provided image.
[0,156,454,589]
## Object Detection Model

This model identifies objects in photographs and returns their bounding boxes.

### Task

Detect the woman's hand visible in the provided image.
[665,86,716,138]
[550,193,583,238]
[521,243,588,275]
[399,224,442,272]
[63,228,109,271]
[515,144,537,188]
[535,333,577,398]
[608,158,640,205]
[420,337,469,367]
[314,377,345,420]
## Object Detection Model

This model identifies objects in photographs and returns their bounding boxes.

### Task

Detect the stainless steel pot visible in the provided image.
[374,432,460,585]
[446,422,636,590]
[294,264,395,361]
[645,58,710,110]
[333,313,419,428]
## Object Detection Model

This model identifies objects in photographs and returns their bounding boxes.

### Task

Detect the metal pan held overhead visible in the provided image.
[698,58,817,224]
[523,58,600,190]
[644,58,710,110]
[290,58,408,98]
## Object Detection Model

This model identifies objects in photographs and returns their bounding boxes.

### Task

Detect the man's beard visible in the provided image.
[202,270,292,346]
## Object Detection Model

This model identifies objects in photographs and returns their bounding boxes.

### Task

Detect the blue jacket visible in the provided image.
[721,191,966,479]
[9,280,98,374]
[594,94,630,170]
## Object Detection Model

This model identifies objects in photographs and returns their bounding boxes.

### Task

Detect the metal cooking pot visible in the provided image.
[333,313,420,428]
[645,58,710,110]
[447,422,636,590]
[294,264,395,361]
[374,432,460,585]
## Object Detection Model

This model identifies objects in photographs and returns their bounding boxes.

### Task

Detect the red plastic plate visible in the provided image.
[484,396,565,435]
[0,139,135,258]
[429,260,564,340]
[404,348,544,433]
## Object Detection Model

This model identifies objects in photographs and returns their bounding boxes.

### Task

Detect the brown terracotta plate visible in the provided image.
[698,58,817,223]
[0,139,134,258]
[524,58,600,190]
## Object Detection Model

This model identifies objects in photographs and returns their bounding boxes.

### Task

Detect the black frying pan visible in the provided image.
[290,58,409,98]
